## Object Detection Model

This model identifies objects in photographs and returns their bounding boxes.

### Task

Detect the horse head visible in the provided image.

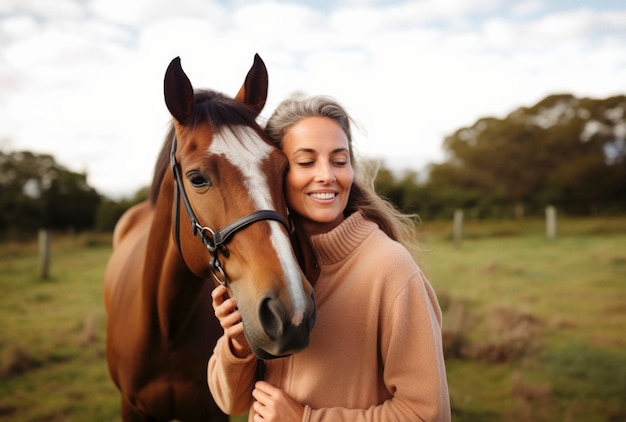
[163,55,315,359]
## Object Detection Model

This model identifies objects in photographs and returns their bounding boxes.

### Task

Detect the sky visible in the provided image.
[1,0,625,198]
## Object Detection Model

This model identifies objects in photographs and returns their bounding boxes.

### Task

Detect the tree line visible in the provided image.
[376,94,626,219]
[1,93,625,237]
[0,151,100,236]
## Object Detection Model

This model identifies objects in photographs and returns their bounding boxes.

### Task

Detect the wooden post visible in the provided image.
[453,209,463,246]
[514,204,525,220]
[39,229,50,280]
[545,206,557,240]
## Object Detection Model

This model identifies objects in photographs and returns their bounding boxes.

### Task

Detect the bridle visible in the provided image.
[169,134,289,286]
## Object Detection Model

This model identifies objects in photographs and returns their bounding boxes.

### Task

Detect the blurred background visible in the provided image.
[1,0,625,420]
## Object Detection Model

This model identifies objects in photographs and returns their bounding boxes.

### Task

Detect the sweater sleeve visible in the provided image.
[304,270,451,422]
[207,335,258,415]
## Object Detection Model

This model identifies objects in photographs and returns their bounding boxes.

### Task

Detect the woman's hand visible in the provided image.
[211,285,251,358]
[252,381,305,421]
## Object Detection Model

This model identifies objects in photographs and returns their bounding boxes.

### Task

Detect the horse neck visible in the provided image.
[143,174,209,345]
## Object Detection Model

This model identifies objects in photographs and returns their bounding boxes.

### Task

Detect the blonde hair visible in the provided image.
[265,94,417,249]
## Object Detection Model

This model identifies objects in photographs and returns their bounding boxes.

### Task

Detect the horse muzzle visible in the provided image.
[243,291,316,360]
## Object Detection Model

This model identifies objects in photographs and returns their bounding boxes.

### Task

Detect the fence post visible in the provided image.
[545,206,557,240]
[453,209,463,246]
[39,229,50,280]
[514,204,525,220]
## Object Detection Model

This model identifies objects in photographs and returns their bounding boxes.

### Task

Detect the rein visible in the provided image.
[169,134,289,286]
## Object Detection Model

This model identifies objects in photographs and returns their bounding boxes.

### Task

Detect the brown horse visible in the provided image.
[104,55,316,421]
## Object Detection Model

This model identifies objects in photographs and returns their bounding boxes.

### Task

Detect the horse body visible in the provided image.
[105,182,222,420]
[104,56,315,421]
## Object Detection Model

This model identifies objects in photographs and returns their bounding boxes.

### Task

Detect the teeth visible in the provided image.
[310,192,336,200]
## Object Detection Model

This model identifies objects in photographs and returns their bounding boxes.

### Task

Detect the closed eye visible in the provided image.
[187,171,212,188]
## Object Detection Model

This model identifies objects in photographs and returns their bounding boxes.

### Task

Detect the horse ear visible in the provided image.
[234,54,268,116]
[164,57,195,123]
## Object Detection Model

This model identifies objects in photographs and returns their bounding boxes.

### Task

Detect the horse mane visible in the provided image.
[149,89,264,205]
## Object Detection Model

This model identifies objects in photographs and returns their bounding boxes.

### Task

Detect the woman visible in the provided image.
[208,95,451,421]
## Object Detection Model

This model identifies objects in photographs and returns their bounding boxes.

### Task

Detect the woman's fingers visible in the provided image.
[212,286,238,319]
[211,285,250,357]
[211,284,229,307]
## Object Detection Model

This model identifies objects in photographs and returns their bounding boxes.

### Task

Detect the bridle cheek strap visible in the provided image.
[170,134,289,286]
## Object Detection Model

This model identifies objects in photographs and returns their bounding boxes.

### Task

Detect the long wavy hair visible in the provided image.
[264,94,417,249]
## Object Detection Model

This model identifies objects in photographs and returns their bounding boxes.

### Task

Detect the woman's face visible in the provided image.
[281,116,354,235]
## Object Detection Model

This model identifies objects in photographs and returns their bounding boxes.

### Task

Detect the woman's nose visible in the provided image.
[315,162,335,183]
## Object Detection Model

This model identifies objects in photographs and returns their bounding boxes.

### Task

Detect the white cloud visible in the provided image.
[1,0,625,197]
[88,0,227,27]
[394,0,502,23]
[0,0,84,20]
[0,14,40,40]
[511,0,544,17]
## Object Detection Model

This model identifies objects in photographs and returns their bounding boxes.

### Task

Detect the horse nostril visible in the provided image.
[258,296,285,341]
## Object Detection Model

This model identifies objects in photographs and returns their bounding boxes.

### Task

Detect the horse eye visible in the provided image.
[187,171,212,188]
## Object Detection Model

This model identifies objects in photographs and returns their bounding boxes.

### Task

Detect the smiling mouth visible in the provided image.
[309,192,337,200]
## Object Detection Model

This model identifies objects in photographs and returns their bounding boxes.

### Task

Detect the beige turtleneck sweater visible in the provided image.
[208,211,451,421]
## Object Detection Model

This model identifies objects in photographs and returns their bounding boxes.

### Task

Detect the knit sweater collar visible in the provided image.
[309,211,377,266]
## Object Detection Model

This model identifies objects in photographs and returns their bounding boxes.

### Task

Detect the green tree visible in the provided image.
[94,187,148,232]
[0,150,100,234]
[428,94,626,215]
[372,160,404,209]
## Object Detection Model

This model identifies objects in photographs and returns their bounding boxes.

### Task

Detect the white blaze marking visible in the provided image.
[209,126,307,325]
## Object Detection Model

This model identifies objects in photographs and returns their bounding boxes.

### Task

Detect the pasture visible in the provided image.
[1,217,625,421]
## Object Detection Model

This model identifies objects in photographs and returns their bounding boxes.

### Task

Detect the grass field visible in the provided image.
[1,217,625,421]
[0,233,120,421]
[420,217,626,421]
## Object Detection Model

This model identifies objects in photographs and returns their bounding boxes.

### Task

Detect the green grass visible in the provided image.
[0,233,120,421]
[420,217,626,421]
[1,217,625,421]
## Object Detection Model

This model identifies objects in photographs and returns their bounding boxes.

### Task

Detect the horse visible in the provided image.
[104,55,316,421]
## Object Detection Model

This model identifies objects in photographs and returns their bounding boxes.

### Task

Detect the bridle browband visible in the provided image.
[169,134,289,286]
